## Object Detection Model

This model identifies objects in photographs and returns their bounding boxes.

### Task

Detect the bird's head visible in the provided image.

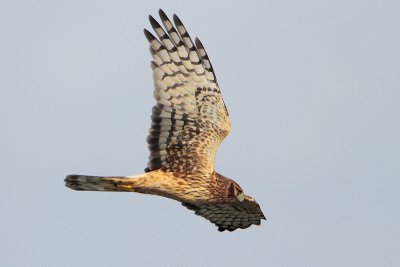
[228,181,245,202]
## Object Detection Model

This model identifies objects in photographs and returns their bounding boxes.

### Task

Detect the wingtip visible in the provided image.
[148,14,159,28]
[172,13,182,26]
[195,37,203,48]
[158,9,172,27]
[143,28,155,41]
[158,8,167,18]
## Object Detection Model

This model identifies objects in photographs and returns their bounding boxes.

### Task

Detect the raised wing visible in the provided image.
[182,196,266,231]
[144,9,230,176]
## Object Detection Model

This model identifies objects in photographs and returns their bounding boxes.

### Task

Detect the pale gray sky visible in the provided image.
[1,0,399,266]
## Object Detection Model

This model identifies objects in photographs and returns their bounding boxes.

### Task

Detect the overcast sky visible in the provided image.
[1,0,399,266]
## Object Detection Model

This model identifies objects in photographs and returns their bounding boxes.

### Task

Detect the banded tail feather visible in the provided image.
[65,175,141,192]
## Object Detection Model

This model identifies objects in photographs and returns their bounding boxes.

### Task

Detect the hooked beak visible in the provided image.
[237,193,245,202]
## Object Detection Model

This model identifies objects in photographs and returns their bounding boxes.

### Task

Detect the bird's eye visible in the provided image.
[236,186,242,194]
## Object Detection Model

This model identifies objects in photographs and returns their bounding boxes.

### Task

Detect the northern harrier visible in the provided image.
[65,9,266,231]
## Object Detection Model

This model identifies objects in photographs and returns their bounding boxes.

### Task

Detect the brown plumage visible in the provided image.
[65,9,265,232]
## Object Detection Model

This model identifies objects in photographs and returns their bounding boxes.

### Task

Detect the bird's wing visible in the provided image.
[182,196,266,231]
[144,9,230,177]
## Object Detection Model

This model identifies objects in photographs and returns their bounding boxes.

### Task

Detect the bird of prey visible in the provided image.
[65,9,266,232]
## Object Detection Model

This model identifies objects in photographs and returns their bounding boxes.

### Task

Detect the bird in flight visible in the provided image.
[65,9,265,232]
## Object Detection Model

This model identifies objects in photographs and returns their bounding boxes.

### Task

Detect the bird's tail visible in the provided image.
[65,174,143,192]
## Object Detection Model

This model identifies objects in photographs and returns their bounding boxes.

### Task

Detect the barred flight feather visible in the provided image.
[144,9,230,175]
